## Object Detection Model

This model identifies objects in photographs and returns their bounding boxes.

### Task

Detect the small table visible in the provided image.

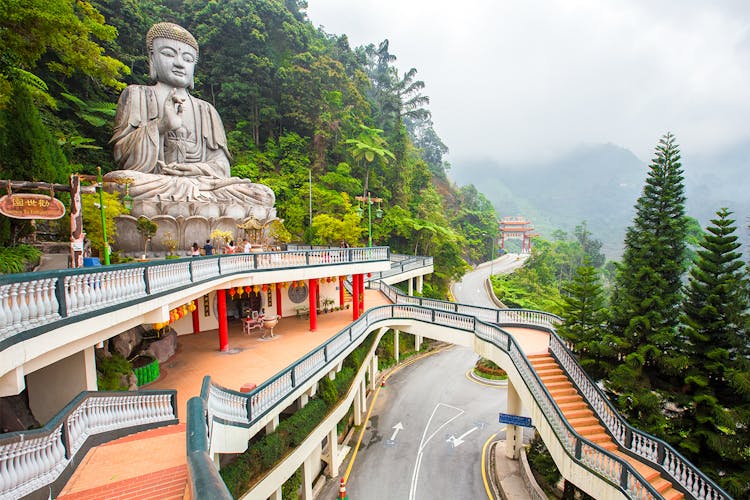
[242,316,263,335]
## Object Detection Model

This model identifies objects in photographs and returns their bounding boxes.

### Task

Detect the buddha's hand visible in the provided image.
[159,89,185,134]
[158,161,213,177]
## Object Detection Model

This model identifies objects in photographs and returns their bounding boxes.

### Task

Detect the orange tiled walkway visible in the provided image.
[59,291,388,499]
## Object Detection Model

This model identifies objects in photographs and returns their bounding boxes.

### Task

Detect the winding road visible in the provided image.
[335,254,530,499]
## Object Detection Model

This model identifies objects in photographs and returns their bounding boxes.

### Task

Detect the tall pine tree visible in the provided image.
[558,258,611,380]
[607,132,687,433]
[677,208,750,497]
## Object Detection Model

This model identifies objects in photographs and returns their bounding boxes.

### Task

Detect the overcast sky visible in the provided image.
[306,0,750,166]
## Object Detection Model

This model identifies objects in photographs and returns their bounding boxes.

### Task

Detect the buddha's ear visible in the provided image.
[148,53,157,82]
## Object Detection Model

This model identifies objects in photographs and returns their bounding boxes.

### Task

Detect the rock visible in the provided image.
[128,373,139,391]
[111,326,145,359]
[144,329,177,362]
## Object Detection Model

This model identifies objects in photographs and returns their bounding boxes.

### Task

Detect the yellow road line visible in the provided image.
[343,348,444,482]
[481,432,498,499]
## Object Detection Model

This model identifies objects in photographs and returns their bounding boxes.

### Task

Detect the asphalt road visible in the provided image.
[344,347,507,500]
[451,253,529,308]
[320,254,531,499]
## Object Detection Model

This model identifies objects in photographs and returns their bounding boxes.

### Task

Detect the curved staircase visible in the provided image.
[528,353,685,500]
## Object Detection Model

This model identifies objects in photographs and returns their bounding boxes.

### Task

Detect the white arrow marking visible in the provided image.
[390,422,404,441]
[447,426,478,448]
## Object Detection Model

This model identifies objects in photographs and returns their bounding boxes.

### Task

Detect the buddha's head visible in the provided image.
[147,22,199,89]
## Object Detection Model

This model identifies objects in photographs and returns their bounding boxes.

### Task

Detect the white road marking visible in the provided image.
[409,403,464,500]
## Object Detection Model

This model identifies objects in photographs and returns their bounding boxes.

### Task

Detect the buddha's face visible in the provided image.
[150,37,197,89]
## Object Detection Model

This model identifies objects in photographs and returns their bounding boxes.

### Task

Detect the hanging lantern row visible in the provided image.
[153,301,197,330]
[226,283,280,300]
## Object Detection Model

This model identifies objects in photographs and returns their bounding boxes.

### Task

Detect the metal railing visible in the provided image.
[0,247,390,349]
[549,335,728,500]
[380,280,729,500]
[0,390,177,499]
[189,302,666,499]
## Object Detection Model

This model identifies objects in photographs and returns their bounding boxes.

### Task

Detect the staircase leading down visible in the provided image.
[527,354,685,500]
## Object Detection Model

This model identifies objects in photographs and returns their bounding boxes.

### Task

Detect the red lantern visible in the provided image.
[327,277,332,283]
[291,281,297,288]
[367,272,372,278]
[262,284,268,292]
[244,285,251,294]
[229,288,236,297]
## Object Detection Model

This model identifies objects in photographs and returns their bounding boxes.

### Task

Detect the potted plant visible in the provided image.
[136,216,158,259]
[162,231,179,258]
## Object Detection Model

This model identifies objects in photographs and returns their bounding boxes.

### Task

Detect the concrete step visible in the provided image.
[551,393,582,404]
[539,374,569,383]
[549,387,578,398]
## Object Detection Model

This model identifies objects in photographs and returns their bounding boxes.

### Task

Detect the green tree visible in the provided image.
[675,208,750,496]
[607,132,687,432]
[81,190,127,259]
[557,259,612,379]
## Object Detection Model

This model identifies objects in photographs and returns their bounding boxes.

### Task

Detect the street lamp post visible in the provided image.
[355,192,383,247]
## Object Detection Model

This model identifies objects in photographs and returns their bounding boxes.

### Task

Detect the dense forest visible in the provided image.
[0,0,499,296]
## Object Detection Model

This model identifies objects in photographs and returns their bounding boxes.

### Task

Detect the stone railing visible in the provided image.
[0,247,389,348]
[364,255,433,282]
[549,335,729,500]
[379,280,729,500]
[189,303,667,500]
[0,390,177,499]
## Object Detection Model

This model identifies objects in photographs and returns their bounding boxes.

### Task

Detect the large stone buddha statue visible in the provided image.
[105,22,274,221]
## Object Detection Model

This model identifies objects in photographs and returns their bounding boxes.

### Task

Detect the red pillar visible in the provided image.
[352,274,360,320]
[275,284,282,316]
[217,289,228,351]
[338,276,345,307]
[360,274,365,313]
[309,279,317,332]
[192,298,200,333]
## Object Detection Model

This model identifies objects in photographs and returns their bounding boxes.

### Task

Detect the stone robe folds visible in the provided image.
[107,85,274,208]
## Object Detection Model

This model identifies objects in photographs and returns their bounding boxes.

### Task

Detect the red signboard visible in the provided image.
[0,194,66,220]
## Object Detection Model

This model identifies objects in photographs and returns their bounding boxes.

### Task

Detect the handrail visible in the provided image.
[0,389,177,499]
[377,280,729,500]
[364,255,434,282]
[548,336,729,500]
[0,247,390,350]
[191,303,664,499]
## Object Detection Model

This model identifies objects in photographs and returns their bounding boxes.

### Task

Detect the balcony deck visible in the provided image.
[58,290,390,499]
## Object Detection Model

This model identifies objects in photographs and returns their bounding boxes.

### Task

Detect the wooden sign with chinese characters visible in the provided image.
[0,194,66,220]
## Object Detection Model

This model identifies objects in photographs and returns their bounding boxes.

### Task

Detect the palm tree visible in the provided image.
[345,125,395,195]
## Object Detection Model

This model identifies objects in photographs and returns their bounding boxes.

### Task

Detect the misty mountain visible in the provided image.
[451,141,750,259]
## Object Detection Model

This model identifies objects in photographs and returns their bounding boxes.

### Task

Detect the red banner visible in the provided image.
[0,194,66,220]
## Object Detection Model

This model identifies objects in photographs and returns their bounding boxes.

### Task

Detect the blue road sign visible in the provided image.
[499,412,533,427]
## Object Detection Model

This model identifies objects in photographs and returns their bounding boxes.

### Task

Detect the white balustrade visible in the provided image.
[0,392,175,500]
[294,350,326,385]
[148,262,191,293]
[207,385,249,424]
[326,333,350,360]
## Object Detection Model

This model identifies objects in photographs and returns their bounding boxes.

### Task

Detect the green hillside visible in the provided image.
[0,0,499,296]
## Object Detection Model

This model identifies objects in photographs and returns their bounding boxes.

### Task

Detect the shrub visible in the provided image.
[0,244,42,274]
[96,353,132,390]
[318,376,338,408]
